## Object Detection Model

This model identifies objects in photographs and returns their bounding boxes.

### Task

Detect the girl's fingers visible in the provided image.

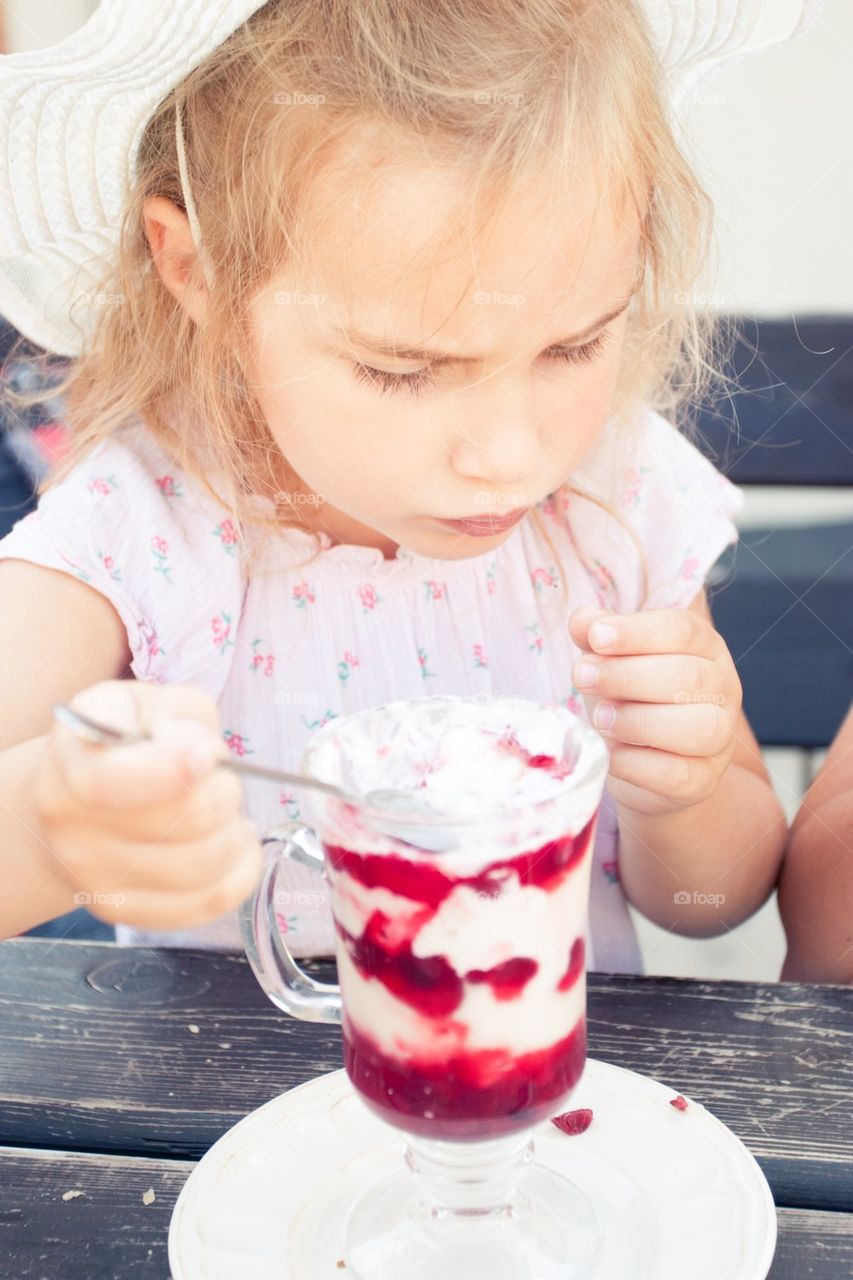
[47,717,231,816]
[83,817,260,895]
[85,830,264,930]
[570,605,723,659]
[52,680,227,809]
[607,744,720,808]
[573,653,725,707]
[587,697,733,758]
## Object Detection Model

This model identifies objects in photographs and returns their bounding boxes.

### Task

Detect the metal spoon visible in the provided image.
[51,702,455,852]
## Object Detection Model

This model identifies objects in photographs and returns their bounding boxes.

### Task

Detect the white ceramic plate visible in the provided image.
[168,1059,777,1280]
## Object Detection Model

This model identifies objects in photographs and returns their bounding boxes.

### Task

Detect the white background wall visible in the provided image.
[4,0,99,54]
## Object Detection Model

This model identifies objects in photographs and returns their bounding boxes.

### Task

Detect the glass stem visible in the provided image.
[404,1130,535,1215]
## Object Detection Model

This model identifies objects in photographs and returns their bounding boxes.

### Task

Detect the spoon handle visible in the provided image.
[51,703,346,801]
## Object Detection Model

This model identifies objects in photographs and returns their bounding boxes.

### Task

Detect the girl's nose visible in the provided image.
[451,380,541,487]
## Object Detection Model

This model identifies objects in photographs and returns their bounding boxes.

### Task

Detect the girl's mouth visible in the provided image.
[437,507,529,536]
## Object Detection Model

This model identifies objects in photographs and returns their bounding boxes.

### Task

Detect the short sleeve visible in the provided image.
[565,406,743,614]
[0,424,244,699]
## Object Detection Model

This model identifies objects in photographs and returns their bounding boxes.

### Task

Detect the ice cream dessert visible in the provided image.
[303,694,608,1141]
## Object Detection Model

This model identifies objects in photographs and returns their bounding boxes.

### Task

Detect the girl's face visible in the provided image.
[246,138,643,559]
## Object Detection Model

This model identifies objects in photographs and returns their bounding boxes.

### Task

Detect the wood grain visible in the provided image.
[0,939,850,1216]
[0,1146,850,1280]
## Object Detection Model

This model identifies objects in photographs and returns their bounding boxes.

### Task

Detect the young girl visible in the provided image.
[0,0,802,972]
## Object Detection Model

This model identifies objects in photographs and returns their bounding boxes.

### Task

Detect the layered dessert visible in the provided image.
[304,695,607,1141]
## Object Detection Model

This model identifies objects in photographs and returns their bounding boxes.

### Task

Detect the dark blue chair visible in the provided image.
[698,316,853,749]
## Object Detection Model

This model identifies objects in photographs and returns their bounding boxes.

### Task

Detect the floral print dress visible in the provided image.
[0,408,742,973]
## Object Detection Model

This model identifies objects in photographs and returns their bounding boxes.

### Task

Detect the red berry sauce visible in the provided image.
[328,814,595,1140]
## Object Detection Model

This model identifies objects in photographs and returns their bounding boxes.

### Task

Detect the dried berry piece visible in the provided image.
[550,1107,594,1135]
[670,1095,689,1112]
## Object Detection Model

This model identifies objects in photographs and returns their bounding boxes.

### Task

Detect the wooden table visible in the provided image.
[0,937,850,1278]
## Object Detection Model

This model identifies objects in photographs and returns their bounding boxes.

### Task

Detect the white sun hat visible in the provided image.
[0,0,826,358]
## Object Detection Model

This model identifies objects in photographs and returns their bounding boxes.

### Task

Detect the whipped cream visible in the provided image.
[303,694,608,862]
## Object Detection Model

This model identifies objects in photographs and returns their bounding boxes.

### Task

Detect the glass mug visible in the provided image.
[240,693,609,1279]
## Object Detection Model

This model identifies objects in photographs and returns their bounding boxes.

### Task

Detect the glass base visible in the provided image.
[343,1130,602,1279]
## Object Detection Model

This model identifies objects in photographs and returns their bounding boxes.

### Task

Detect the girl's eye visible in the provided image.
[351,327,613,398]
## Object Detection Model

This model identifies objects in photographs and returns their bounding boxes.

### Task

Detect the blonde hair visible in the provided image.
[3,0,734,595]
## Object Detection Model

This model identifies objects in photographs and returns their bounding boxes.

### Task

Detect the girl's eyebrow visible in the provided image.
[330,291,638,365]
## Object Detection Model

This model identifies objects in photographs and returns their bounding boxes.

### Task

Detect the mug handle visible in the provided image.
[239,821,343,1024]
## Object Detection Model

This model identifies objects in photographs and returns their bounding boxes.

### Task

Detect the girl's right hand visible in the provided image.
[34,680,264,931]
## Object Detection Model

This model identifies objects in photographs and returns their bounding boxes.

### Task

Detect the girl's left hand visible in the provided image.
[568,597,743,816]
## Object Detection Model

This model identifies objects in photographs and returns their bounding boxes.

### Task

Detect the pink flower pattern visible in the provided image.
[589,558,618,610]
[423,579,448,602]
[151,535,173,582]
[275,910,300,935]
[292,580,316,608]
[417,646,437,678]
[212,611,234,656]
[98,550,121,582]
[473,643,488,669]
[224,729,254,757]
[155,475,184,498]
[87,475,118,497]
[302,709,339,731]
[214,519,238,555]
[138,618,165,660]
[357,582,381,612]
[680,551,701,583]
[541,490,570,520]
[565,689,582,716]
[249,638,275,676]
[530,565,559,593]
[337,650,360,683]
[619,466,651,508]
[279,789,302,821]
[524,621,544,655]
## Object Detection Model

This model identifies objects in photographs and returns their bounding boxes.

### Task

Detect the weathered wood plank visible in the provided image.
[584,974,853,1213]
[0,939,850,1214]
[0,1146,194,1279]
[0,1147,850,1280]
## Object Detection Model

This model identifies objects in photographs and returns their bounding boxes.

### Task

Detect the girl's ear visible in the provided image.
[142,195,209,326]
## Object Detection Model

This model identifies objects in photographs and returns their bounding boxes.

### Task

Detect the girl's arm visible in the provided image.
[778,703,853,984]
[0,556,132,935]
[570,590,787,937]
